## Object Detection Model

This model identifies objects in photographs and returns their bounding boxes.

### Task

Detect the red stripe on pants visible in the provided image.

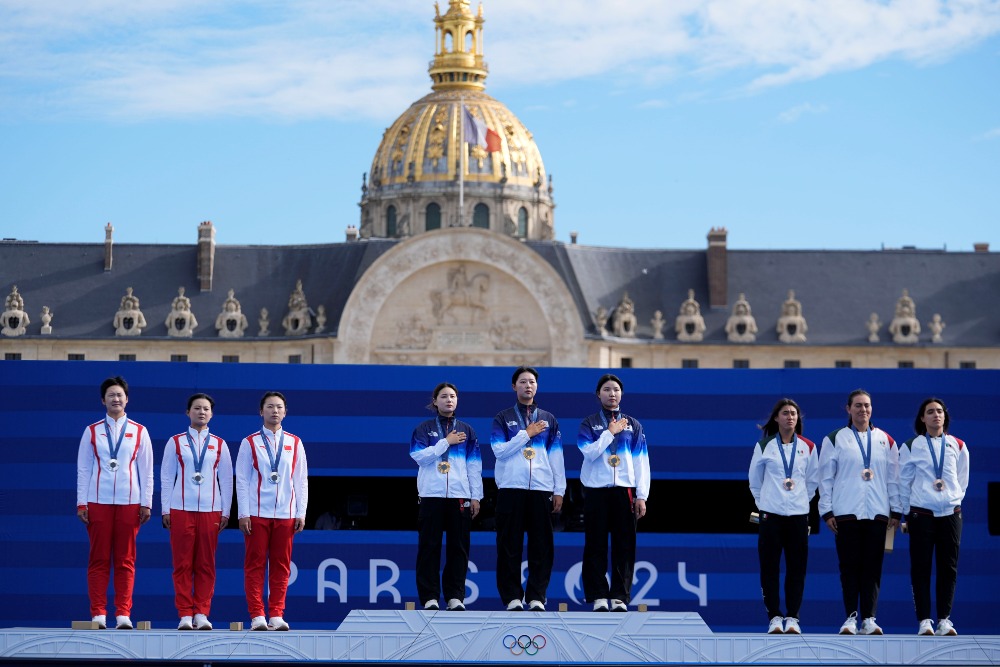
[169,509,222,617]
[86,502,141,617]
[243,516,295,619]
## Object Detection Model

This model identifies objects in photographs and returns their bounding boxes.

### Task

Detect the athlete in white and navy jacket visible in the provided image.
[577,374,650,612]
[819,389,901,636]
[747,398,818,634]
[75,376,154,630]
[899,397,970,636]
[235,391,307,632]
[490,366,566,611]
[409,382,483,611]
[160,393,233,630]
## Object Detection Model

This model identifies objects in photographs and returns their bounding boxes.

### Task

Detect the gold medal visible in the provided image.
[862,468,874,481]
[607,454,621,468]
[522,447,536,460]
[437,461,451,474]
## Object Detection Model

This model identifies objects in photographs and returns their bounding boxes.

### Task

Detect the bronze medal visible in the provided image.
[783,477,795,491]
[862,468,874,481]
[934,478,945,491]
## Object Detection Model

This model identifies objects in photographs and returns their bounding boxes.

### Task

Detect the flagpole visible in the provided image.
[458,96,465,227]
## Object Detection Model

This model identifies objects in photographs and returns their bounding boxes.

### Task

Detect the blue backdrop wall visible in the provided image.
[1,361,996,633]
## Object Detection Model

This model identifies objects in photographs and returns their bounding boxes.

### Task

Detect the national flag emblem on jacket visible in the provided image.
[463,105,501,152]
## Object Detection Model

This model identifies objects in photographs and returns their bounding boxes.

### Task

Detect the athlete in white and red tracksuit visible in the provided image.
[819,389,901,636]
[76,376,154,630]
[490,366,566,611]
[235,391,308,631]
[899,397,970,636]
[410,382,483,611]
[161,393,233,630]
[748,398,819,633]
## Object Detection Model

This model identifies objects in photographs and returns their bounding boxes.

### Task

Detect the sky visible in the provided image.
[1,0,998,252]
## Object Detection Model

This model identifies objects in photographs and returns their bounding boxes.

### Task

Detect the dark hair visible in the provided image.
[845,388,872,426]
[914,397,950,435]
[511,366,538,385]
[100,376,129,398]
[595,373,623,394]
[186,393,215,411]
[427,382,458,411]
[760,398,803,438]
[259,391,287,411]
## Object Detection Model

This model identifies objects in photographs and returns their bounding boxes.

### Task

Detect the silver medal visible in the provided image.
[192,472,204,485]
[269,471,280,484]
[107,458,119,472]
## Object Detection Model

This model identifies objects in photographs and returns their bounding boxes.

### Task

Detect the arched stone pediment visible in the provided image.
[337,228,585,366]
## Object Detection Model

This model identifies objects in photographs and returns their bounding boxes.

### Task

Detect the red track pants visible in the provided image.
[86,502,141,617]
[169,509,222,617]
[243,516,295,619]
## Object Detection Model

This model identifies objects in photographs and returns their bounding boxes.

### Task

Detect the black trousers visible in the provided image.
[415,497,471,604]
[757,512,809,620]
[495,488,553,605]
[908,508,961,621]
[582,486,636,603]
[834,517,887,619]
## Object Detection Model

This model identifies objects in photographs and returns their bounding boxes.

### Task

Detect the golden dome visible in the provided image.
[359,0,555,240]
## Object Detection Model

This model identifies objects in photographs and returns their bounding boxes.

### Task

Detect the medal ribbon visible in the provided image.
[599,409,623,455]
[437,416,452,463]
[777,435,797,481]
[260,429,285,477]
[852,426,872,471]
[185,429,210,476]
[515,404,538,489]
[104,419,127,464]
[925,434,946,482]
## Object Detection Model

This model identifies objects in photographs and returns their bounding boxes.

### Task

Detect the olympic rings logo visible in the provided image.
[502,634,546,656]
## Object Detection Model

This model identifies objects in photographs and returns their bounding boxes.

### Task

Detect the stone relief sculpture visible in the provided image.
[611,292,637,338]
[282,280,313,336]
[928,314,945,343]
[1,286,29,337]
[650,310,666,340]
[39,306,53,335]
[776,290,808,343]
[490,315,530,350]
[431,264,490,325]
[725,293,758,343]
[215,289,249,338]
[391,315,434,349]
[165,287,198,338]
[867,313,881,343]
[258,308,270,337]
[675,289,706,342]
[888,289,920,344]
[113,287,147,336]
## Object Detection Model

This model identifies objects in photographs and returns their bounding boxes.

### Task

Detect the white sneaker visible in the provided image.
[506,599,524,611]
[446,598,465,611]
[115,616,133,630]
[918,619,934,635]
[268,616,289,631]
[177,616,193,631]
[423,599,439,611]
[91,615,106,630]
[784,617,801,634]
[768,616,784,634]
[527,600,545,611]
[936,617,957,636]
[861,617,883,635]
[610,599,627,612]
[593,598,609,612]
[839,612,858,635]
[250,616,268,631]
[193,614,212,630]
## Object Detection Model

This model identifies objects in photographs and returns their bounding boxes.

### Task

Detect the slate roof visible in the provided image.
[2,237,997,347]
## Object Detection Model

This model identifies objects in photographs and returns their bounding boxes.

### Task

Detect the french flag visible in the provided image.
[463,105,501,152]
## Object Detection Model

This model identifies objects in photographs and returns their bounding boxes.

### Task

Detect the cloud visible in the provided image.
[2,0,999,120]
[977,127,1000,141]
[777,102,829,124]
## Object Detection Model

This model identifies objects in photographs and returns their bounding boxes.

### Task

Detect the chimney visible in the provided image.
[974,242,989,253]
[707,227,728,308]
[198,221,216,292]
[345,225,359,242]
[570,231,578,245]
[104,223,114,272]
